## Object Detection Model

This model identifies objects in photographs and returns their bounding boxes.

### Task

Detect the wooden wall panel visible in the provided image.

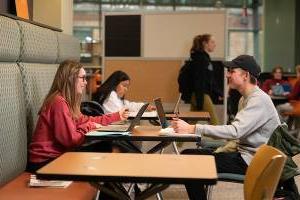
[104,59,182,102]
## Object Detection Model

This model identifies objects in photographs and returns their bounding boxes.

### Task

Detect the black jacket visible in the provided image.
[190,50,214,110]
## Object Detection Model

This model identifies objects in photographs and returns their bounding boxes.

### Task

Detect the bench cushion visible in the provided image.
[0,64,27,186]
[0,172,97,200]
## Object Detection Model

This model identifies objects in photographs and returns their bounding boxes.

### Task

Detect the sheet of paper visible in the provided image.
[86,131,130,136]
[28,175,72,188]
[159,128,199,137]
[129,111,157,118]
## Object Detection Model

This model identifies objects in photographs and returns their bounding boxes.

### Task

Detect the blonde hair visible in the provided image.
[40,60,83,119]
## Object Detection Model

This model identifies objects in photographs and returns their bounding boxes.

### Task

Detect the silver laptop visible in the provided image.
[165,93,182,114]
[95,103,149,132]
[173,93,182,115]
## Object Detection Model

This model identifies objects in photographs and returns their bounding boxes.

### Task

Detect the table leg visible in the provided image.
[147,142,171,154]
[93,182,131,200]
[135,184,169,200]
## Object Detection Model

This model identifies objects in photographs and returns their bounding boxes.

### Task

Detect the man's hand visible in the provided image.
[171,118,195,134]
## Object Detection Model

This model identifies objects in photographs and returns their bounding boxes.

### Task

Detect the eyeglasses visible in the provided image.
[78,75,87,81]
[120,82,129,88]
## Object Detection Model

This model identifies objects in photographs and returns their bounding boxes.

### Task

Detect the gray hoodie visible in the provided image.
[196,86,281,165]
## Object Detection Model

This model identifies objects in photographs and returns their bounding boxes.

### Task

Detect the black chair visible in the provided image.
[81,101,104,116]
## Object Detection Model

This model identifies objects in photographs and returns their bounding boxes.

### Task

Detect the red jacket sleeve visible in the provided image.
[261,79,272,93]
[76,112,121,127]
[50,98,92,148]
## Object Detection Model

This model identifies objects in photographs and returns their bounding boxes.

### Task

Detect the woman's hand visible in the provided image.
[171,118,195,134]
[283,91,290,96]
[93,123,103,129]
[119,108,129,121]
[147,105,156,111]
[268,89,273,95]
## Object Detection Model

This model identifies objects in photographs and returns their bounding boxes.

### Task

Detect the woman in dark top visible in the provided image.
[189,34,222,124]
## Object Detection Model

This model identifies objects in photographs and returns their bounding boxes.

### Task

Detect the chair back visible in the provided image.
[244,144,287,200]
[81,101,104,116]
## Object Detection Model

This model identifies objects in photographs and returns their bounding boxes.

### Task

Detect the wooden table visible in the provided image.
[270,95,288,106]
[37,152,217,200]
[86,125,201,154]
[166,111,210,121]
[129,111,210,121]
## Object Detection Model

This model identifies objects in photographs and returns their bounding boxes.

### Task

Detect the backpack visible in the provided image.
[177,59,193,103]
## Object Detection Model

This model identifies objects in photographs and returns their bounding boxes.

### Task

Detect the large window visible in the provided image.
[73,3,101,65]
[73,1,263,64]
[227,7,262,63]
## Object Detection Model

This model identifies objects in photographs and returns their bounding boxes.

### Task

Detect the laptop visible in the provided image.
[165,93,182,114]
[154,98,169,128]
[154,97,198,136]
[173,93,182,115]
[94,103,149,132]
[271,83,291,96]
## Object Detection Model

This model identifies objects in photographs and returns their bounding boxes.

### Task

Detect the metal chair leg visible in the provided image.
[206,185,213,200]
[172,142,180,154]
[156,192,164,200]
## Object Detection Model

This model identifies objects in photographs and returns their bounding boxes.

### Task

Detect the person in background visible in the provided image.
[261,65,290,96]
[276,65,300,118]
[27,60,129,172]
[188,34,223,125]
[93,70,155,113]
[171,55,281,199]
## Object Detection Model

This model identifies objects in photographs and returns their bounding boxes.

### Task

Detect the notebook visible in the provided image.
[92,103,149,132]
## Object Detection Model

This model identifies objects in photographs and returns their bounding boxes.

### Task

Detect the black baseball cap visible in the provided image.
[223,55,261,78]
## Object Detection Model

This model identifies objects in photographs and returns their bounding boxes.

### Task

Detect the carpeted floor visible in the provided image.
[142,141,300,200]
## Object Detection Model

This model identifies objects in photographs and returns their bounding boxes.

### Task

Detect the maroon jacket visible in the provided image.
[29,95,120,163]
[261,78,289,93]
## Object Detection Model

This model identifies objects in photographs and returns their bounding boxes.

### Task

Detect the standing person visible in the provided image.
[92,70,155,114]
[27,60,129,172]
[188,34,222,125]
[171,55,281,199]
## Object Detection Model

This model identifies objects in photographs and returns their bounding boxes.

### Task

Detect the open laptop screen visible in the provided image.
[126,103,149,131]
[173,93,182,114]
[154,98,168,128]
[94,103,149,132]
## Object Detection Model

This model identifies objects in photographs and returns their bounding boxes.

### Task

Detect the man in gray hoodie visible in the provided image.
[171,55,281,200]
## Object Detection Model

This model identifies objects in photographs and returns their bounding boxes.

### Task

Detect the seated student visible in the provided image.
[277,65,300,118]
[261,65,291,96]
[92,70,155,113]
[171,55,281,199]
[27,60,129,172]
